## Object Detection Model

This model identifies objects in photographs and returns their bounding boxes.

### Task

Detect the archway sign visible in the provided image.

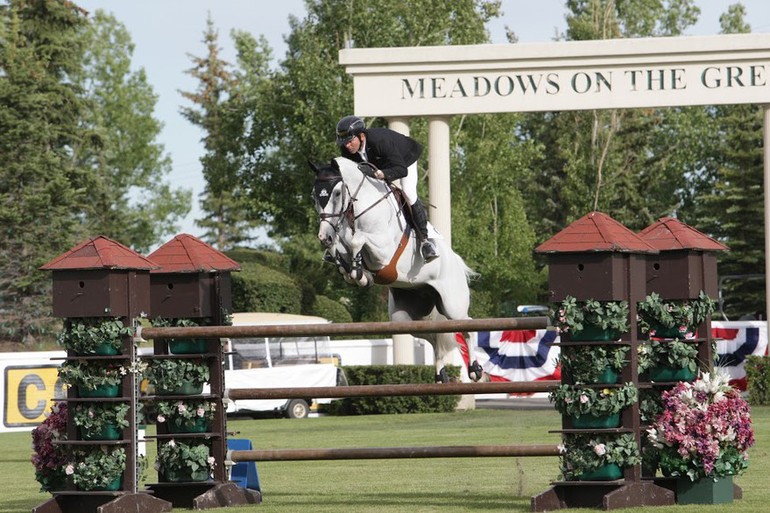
[340,33,770,325]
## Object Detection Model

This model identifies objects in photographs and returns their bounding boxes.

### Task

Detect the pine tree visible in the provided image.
[0,0,90,343]
[180,15,250,250]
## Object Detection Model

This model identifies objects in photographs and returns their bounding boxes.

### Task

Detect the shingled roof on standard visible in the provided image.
[638,216,728,252]
[148,233,241,273]
[535,211,658,254]
[40,235,159,271]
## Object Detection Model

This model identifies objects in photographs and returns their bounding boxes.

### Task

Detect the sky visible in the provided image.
[74,0,770,244]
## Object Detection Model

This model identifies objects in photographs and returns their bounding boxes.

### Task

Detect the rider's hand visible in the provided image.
[357,162,383,179]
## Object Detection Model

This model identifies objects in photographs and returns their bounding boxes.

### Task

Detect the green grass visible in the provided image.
[5,406,769,513]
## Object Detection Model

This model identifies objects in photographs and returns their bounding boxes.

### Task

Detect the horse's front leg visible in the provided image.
[347,232,374,287]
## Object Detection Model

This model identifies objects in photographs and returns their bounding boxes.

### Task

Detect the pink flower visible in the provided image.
[579,394,589,404]
[65,464,74,475]
[156,414,166,423]
[593,443,606,456]
[177,403,187,414]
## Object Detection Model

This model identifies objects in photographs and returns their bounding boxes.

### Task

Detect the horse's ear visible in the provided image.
[307,159,322,175]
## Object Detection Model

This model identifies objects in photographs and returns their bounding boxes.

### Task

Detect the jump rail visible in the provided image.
[227,380,557,400]
[139,316,550,339]
[228,444,561,462]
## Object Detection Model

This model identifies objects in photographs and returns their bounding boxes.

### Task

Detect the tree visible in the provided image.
[689,3,765,319]
[74,9,191,253]
[520,0,703,238]
[0,0,90,342]
[180,15,250,250]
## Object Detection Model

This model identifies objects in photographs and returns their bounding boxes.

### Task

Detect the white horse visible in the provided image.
[310,157,482,383]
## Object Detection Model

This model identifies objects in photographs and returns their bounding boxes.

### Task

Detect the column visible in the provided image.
[764,105,770,325]
[428,116,452,244]
[387,117,415,366]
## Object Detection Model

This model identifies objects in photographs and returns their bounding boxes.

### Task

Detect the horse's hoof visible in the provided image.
[468,361,483,382]
[436,368,450,383]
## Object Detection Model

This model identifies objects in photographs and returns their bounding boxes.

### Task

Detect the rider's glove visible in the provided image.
[357,162,379,178]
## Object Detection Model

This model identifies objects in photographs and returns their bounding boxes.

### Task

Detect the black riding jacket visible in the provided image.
[340,127,422,182]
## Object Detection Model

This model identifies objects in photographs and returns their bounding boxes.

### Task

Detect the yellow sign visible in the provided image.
[4,366,63,427]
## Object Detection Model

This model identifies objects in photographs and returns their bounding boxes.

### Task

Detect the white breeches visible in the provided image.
[396,162,419,205]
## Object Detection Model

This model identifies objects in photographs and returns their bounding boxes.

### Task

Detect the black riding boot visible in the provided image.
[411,200,439,262]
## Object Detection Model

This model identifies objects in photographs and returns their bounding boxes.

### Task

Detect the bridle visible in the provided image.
[315,171,395,238]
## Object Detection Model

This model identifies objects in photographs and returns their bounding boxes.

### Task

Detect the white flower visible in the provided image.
[65,464,74,475]
[168,439,176,448]
[579,394,589,404]
[593,443,607,456]
[196,407,205,417]
[557,443,567,454]
[156,414,166,423]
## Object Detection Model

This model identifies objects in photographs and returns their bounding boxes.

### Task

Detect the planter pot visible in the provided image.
[75,342,121,356]
[81,424,122,441]
[169,339,208,354]
[648,365,697,382]
[163,468,210,482]
[571,412,621,429]
[677,476,733,504]
[579,463,623,481]
[570,325,622,342]
[157,381,204,396]
[80,476,122,492]
[78,384,121,398]
[167,417,211,434]
[594,366,619,384]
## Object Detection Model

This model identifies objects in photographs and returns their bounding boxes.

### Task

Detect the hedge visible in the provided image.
[325,365,460,415]
[231,261,302,314]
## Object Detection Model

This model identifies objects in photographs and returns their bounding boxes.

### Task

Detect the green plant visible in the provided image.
[58,360,125,392]
[324,365,459,415]
[553,296,629,335]
[65,446,126,491]
[155,439,214,478]
[144,358,210,393]
[558,433,641,480]
[745,355,770,405]
[150,317,204,328]
[549,382,638,418]
[71,402,130,437]
[637,340,698,374]
[155,400,216,431]
[558,345,629,383]
[31,402,68,492]
[648,371,755,481]
[57,317,132,354]
[637,291,716,336]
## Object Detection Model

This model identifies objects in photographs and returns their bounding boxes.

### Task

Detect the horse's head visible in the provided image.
[309,159,346,248]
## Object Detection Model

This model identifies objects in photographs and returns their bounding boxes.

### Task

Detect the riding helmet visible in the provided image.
[336,115,365,146]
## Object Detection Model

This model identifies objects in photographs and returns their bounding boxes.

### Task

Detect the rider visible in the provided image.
[335,115,439,262]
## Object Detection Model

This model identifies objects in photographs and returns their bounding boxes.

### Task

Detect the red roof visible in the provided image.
[148,234,241,273]
[40,236,159,271]
[638,217,728,252]
[535,211,658,254]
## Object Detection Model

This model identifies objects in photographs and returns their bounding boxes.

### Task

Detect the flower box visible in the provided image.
[571,412,621,429]
[81,424,122,441]
[78,384,121,398]
[157,381,204,396]
[677,476,733,504]
[579,463,623,481]
[569,325,622,342]
[164,469,210,482]
[648,365,697,382]
[169,338,208,354]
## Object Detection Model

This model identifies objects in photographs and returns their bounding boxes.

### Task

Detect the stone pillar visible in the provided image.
[427,116,452,244]
[387,117,415,366]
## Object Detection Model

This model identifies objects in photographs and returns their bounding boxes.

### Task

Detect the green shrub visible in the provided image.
[745,355,770,405]
[231,262,302,313]
[325,365,460,415]
[311,295,352,323]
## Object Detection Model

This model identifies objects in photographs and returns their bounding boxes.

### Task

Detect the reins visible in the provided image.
[317,173,396,234]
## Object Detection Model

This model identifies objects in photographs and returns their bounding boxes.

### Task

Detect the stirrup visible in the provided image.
[420,239,439,262]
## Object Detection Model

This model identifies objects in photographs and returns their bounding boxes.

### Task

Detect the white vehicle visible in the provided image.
[222,312,346,418]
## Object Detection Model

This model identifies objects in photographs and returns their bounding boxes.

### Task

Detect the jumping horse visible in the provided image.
[310,157,482,382]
